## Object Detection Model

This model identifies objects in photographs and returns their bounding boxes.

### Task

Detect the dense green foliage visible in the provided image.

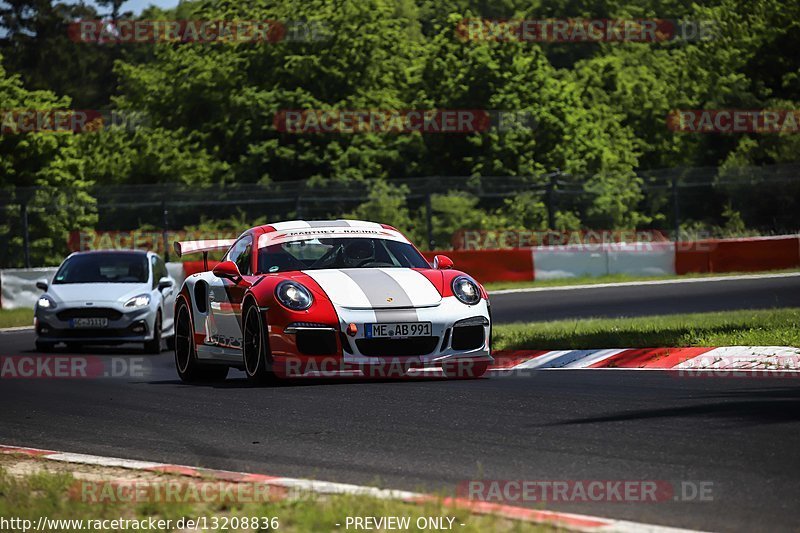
[1,0,799,265]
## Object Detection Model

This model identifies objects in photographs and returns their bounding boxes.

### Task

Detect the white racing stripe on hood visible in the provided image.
[379,268,442,306]
[303,270,372,308]
[303,268,441,309]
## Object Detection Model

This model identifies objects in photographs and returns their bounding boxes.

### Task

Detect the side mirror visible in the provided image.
[157,277,173,291]
[212,260,241,280]
[36,279,48,291]
[433,255,454,270]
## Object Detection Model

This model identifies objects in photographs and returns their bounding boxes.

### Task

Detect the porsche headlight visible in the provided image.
[276,281,313,311]
[124,294,151,308]
[37,295,56,310]
[452,276,481,305]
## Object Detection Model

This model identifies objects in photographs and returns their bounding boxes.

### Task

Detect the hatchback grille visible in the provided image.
[356,337,439,357]
[56,308,123,321]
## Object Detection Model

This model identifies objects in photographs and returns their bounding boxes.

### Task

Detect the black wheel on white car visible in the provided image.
[144,312,162,354]
[174,298,228,383]
[242,303,277,385]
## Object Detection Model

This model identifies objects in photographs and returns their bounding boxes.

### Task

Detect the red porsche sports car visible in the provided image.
[173,219,492,383]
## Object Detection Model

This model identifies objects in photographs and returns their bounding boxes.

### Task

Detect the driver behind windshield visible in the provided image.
[257,237,428,273]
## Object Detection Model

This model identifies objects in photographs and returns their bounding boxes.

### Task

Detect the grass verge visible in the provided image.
[484,268,800,291]
[0,308,32,329]
[493,308,800,351]
[0,454,555,533]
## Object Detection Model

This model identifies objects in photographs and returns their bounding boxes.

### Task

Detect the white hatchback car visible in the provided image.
[34,250,176,353]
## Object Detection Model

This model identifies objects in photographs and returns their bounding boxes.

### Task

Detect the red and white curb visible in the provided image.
[0,444,702,533]
[489,346,800,372]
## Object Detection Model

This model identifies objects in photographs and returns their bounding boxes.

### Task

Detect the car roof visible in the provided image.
[67,249,153,258]
[254,219,393,233]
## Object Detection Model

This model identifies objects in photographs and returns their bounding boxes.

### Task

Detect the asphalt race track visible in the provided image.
[490,273,800,323]
[2,274,800,532]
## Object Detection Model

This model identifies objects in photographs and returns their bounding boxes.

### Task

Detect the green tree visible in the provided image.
[0,56,97,267]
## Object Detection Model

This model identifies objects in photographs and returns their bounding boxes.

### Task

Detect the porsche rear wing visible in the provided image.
[174,239,236,270]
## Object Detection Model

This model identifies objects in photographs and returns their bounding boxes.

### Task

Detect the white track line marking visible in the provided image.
[0,326,34,333]
[46,452,163,469]
[490,271,800,295]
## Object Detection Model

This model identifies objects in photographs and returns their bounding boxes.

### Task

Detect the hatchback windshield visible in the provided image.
[257,238,429,273]
[53,253,149,284]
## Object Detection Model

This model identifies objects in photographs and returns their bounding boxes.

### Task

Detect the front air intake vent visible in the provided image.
[451,325,485,351]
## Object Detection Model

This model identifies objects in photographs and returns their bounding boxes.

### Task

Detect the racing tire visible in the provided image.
[144,312,162,354]
[242,303,279,386]
[442,360,489,379]
[174,299,228,383]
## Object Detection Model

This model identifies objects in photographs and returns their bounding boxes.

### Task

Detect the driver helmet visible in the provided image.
[342,239,375,267]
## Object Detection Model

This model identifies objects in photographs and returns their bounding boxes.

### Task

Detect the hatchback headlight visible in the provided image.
[276,281,313,311]
[452,276,481,305]
[124,294,151,308]
[37,295,57,310]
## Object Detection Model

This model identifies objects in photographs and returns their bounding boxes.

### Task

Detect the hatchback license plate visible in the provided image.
[71,318,108,328]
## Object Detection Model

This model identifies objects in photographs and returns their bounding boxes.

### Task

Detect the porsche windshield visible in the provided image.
[52,253,149,284]
[257,238,429,273]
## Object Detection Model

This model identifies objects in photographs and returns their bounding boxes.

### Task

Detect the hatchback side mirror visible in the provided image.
[36,279,48,291]
[157,277,173,291]
[433,255,454,270]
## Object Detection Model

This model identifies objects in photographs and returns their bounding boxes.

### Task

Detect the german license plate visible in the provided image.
[71,318,108,328]
[365,322,431,338]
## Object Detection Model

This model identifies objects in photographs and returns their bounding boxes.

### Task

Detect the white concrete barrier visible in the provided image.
[0,268,58,310]
[606,242,675,276]
[166,262,186,289]
[533,243,676,280]
[531,247,608,280]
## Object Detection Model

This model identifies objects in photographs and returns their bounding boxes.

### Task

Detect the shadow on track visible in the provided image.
[23,344,166,356]
[545,387,800,427]
[142,374,458,389]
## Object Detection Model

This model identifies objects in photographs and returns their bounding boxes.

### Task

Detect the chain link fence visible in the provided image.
[1,164,799,268]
